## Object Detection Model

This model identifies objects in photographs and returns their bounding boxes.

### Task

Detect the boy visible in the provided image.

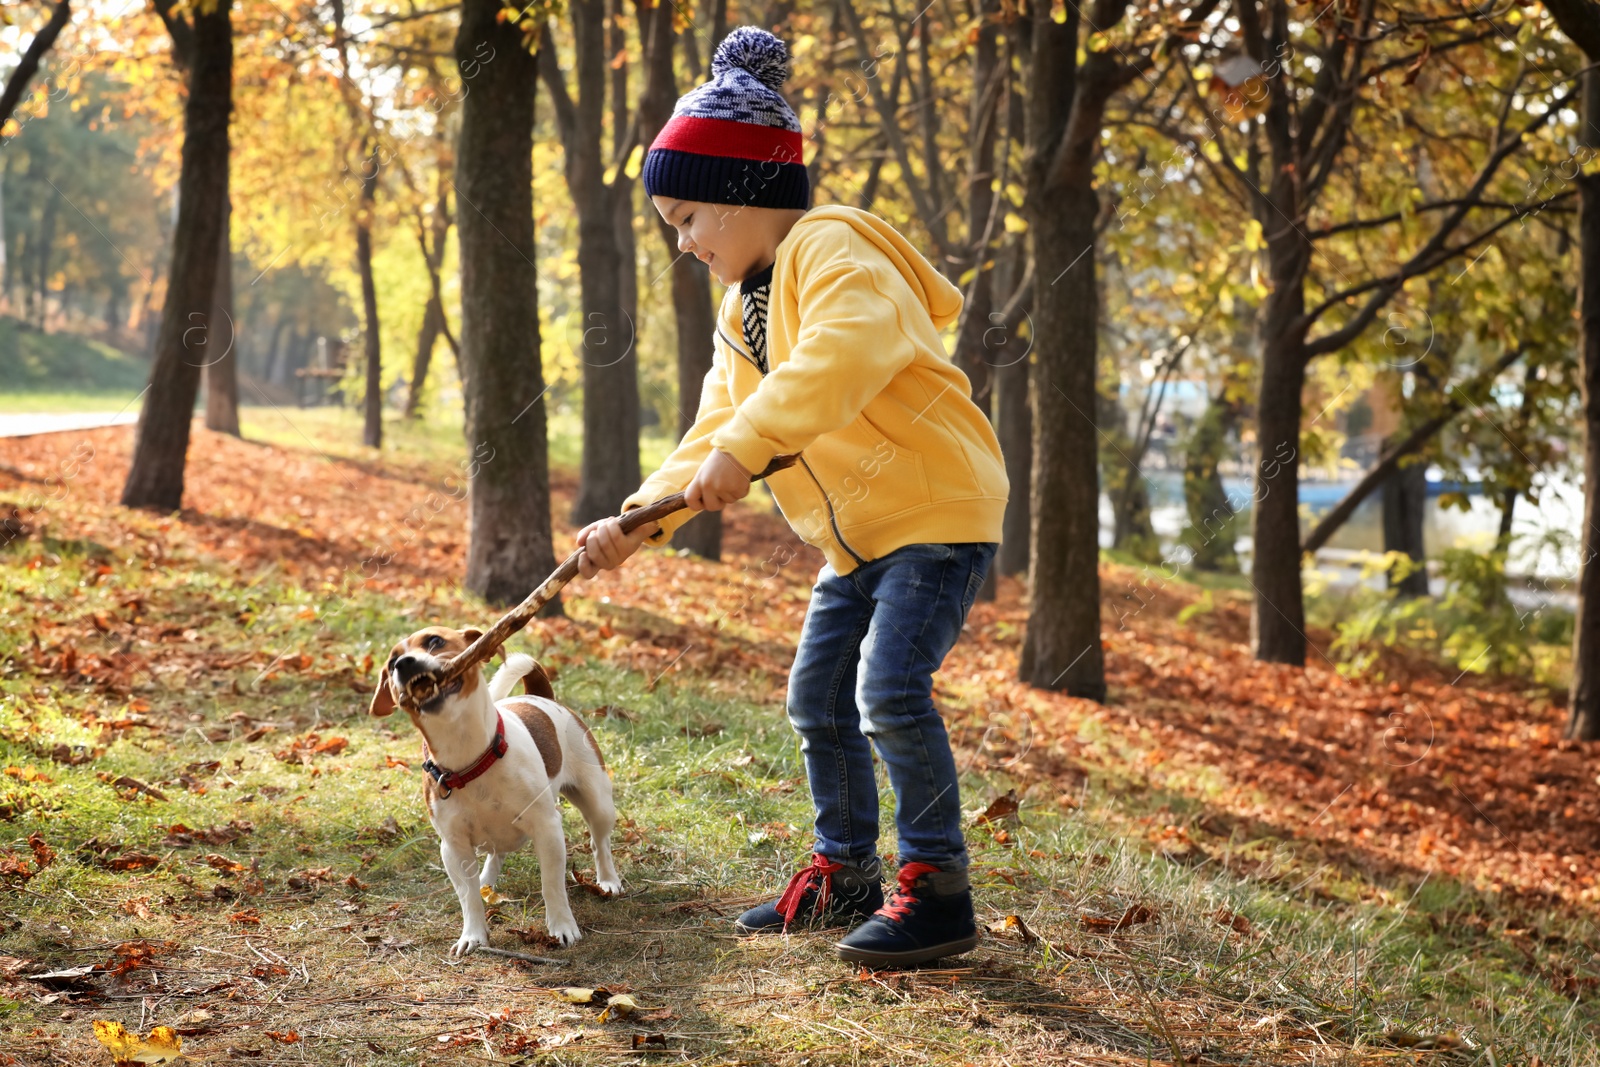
[574,28,1009,968]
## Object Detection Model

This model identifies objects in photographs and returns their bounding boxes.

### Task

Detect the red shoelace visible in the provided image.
[774,853,844,929]
[876,862,942,922]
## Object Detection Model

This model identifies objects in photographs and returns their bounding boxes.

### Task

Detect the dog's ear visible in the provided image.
[368,672,398,717]
[461,628,502,660]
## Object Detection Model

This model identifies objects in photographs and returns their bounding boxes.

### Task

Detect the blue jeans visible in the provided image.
[785,541,997,871]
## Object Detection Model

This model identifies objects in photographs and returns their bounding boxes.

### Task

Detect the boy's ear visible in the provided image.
[368,673,398,718]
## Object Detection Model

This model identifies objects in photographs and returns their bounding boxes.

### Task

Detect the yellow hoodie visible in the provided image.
[621,204,1009,576]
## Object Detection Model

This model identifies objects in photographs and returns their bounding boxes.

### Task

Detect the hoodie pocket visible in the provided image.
[824,417,931,513]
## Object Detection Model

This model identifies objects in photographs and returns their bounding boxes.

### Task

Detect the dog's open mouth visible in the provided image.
[413,676,463,713]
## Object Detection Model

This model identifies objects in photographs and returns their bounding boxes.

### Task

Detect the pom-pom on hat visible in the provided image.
[642,28,810,211]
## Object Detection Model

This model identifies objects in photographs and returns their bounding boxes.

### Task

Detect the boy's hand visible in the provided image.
[685,450,752,512]
[575,515,660,579]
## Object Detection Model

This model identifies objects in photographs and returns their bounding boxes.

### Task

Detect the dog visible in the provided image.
[368,626,621,955]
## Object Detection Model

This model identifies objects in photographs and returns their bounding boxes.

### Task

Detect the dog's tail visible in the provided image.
[489,654,538,703]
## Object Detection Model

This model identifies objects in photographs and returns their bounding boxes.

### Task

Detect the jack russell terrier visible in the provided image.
[368,626,622,955]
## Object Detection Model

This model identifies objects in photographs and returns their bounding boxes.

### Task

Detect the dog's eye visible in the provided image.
[425,635,444,652]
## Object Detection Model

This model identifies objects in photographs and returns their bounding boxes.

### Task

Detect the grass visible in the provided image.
[238,405,682,486]
[0,407,1596,1065]
[0,316,151,411]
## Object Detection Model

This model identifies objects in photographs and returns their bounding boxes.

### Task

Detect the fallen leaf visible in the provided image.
[556,987,611,1005]
[598,993,638,1022]
[974,790,1020,825]
[1385,1028,1464,1050]
[480,886,521,905]
[0,852,36,881]
[988,914,1038,944]
[91,1020,182,1064]
[273,733,349,763]
[1081,904,1158,932]
[1214,908,1252,935]
[96,774,168,802]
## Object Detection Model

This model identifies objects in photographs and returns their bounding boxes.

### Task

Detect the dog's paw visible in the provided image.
[596,879,624,898]
[547,915,582,946]
[450,930,489,957]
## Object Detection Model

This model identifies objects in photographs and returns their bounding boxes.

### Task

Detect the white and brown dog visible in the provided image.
[368,626,621,955]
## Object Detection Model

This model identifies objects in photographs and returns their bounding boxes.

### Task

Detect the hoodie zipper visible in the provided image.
[716,319,868,567]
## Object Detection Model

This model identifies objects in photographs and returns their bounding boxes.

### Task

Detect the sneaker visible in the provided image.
[735,853,884,934]
[835,862,979,968]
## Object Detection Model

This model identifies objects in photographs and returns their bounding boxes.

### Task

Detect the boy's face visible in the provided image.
[650,195,773,286]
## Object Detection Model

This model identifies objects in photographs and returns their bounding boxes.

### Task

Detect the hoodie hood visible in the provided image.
[779,205,964,331]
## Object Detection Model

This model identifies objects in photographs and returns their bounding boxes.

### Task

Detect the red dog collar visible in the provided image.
[421,711,509,799]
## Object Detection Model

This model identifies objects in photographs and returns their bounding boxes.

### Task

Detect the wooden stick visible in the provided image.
[470,945,567,966]
[397,452,800,712]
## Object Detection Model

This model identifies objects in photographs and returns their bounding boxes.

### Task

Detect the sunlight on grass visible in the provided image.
[236,402,681,482]
[1,433,1597,1064]
[3,532,1596,1063]
[0,390,149,414]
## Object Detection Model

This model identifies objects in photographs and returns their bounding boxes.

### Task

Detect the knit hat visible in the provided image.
[642,28,810,211]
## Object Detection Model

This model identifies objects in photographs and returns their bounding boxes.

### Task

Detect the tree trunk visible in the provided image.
[0,161,9,305]
[408,295,443,418]
[540,0,640,527]
[456,0,560,612]
[1568,69,1600,739]
[1249,323,1310,664]
[1248,141,1314,663]
[405,185,452,419]
[638,0,721,558]
[357,144,383,449]
[1496,360,1539,551]
[33,181,57,329]
[1104,379,1156,561]
[1016,0,1106,701]
[609,0,641,438]
[121,0,231,511]
[263,313,289,388]
[996,340,1032,580]
[992,243,1033,585]
[952,0,1001,424]
[1544,0,1600,737]
[1181,394,1240,573]
[204,196,240,435]
[1380,447,1429,598]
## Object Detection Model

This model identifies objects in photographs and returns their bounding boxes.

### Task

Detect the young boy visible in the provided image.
[574,28,1009,968]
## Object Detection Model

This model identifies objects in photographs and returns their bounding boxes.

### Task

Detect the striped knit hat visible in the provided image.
[642,28,810,211]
